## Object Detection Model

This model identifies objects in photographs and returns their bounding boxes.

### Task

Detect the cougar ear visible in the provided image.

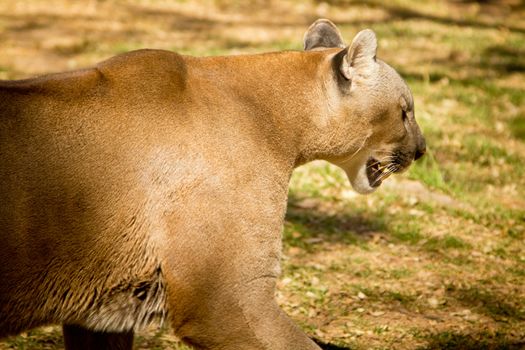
[340,29,377,80]
[304,19,345,50]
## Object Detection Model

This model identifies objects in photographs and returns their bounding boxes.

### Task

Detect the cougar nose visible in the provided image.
[414,137,426,161]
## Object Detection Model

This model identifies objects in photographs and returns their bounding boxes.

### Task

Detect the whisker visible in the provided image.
[366,156,394,169]
[366,160,383,169]
[376,166,397,182]
[371,164,390,175]
[338,133,372,165]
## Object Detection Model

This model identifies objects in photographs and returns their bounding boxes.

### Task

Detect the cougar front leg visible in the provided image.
[63,324,133,350]
[165,237,320,350]
[166,269,321,350]
[160,180,319,349]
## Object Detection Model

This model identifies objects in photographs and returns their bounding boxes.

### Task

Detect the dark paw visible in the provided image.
[313,338,353,350]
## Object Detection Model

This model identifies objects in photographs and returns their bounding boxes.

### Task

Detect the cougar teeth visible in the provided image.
[365,157,382,187]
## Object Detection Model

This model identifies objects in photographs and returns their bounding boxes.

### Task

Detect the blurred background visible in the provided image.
[0,1,524,349]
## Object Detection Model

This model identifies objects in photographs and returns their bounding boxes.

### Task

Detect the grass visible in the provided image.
[510,115,525,141]
[0,0,524,349]
[417,330,525,350]
[3,328,63,350]
[408,150,447,192]
[422,235,470,251]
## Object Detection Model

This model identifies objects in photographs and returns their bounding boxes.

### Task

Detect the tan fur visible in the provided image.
[0,20,425,349]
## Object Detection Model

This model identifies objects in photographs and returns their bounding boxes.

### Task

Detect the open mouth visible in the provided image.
[366,157,394,188]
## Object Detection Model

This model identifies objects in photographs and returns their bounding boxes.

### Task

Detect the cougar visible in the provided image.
[0,19,425,349]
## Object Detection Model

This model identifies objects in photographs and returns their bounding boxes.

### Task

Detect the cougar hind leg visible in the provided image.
[63,324,134,350]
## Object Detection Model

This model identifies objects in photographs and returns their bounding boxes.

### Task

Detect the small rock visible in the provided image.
[288,247,302,256]
[370,311,385,317]
[482,245,493,254]
[428,297,440,308]
[460,309,472,316]
[306,291,317,299]
[295,198,318,209]
[342,189,359,199]
[357,291,367,300]
[452,309,472,317]
[408,196,419,206]
[281,277,292,286]
[408,209,425,217]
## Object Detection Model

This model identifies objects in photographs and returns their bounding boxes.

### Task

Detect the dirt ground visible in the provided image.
[0,0,524,349]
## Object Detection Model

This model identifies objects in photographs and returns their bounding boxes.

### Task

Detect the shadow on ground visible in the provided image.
[315,0,525,33]
[447,284,525,322]
[285,194,386,248]
[418,330,525,350]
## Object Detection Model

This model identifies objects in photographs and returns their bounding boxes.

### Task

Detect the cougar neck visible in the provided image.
[191,49,343,171]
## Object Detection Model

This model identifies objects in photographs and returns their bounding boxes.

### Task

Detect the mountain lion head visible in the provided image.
[304,19,426,194]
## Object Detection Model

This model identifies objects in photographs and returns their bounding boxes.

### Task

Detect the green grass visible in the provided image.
[408,149,447,192]
[5,328,63,350]
[388,268,413,279]
[422,235,470,252]
[510,115,525,141]
[389,219,424,244]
